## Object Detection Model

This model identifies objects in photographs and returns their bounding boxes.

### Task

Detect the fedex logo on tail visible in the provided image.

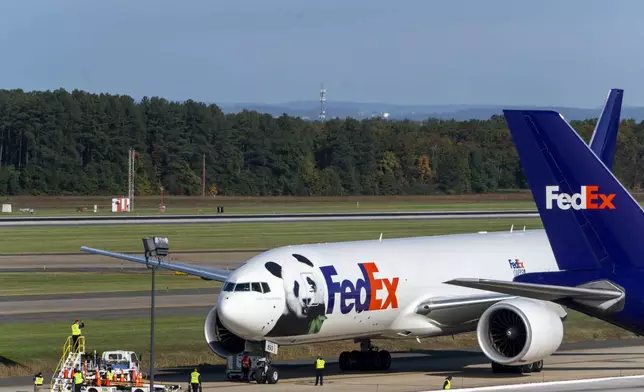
[545,185,615,210]
[320,262,399,315]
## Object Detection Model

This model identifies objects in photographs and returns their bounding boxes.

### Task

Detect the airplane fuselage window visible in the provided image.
[234,283,251,292]
[223,282,235,292]
[261,282,270,293]
[251,282,262,292]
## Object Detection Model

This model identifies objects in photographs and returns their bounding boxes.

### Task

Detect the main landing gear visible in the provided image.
[491,359,544,374]
[339,339,391,371]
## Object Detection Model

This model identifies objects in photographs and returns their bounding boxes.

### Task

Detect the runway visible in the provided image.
[0,210,539,226]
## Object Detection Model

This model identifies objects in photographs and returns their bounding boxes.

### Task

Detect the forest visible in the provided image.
[0,88,643,196]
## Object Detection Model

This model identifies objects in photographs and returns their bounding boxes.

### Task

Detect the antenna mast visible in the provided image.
[319,83,327,122]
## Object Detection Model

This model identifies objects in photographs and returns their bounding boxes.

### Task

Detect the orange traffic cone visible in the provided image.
[105,375,111,387]
[120,370,125,382]
[96,370,102,387]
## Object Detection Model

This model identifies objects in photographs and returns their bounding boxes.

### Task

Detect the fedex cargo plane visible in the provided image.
[80,89,623,383]
[447,104,644,348]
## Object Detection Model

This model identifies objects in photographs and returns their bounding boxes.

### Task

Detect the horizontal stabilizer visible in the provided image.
[444,278,623,302]
[80,246,231,282]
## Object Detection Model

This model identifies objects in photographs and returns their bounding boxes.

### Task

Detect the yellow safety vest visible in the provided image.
[107,371,113,380]
[443,379,451,390]
[190,372,200,384]
[316,359,325,369]
[34,377,43,385]
[74,372,84,385]
[71,323,81,336]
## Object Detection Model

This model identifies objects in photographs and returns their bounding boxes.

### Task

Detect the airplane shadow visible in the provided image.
[154,349,515,384]
[0,356,25,368]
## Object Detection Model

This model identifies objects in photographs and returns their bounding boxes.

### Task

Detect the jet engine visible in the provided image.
[204,306,246,358]
[476,298,564,365]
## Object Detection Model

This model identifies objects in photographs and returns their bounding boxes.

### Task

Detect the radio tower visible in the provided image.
[319,83,327,122]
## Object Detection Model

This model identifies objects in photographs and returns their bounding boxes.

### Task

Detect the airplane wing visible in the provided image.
[444,278,624,304]
[80,246,232,282]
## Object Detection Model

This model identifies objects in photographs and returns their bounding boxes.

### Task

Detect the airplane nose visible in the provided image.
[217,289,285,340]
[218,296,256,338]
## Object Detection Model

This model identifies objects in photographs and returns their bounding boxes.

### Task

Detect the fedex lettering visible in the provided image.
[320,262,399,315]
[545,185,615,210]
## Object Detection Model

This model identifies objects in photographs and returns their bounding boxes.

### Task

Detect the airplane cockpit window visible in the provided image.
[251,282,262,292]
[222,282,235,292]
[261,282,270,293]
[234,283,251,292]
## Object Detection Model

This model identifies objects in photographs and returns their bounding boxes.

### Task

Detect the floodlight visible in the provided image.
[142,236,169,257]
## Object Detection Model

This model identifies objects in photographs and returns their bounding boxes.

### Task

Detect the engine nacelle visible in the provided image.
[477,298,564,365]
[204,306,246,358]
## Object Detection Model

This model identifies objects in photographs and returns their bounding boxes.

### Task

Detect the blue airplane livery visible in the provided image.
[447,100,644,337]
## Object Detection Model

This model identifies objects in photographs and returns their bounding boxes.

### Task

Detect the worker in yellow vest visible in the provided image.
[314,356,325,386]
[33,372,43,392]
[189,368,201,392]
[73,368,84,392]
[442,375,452,390]
[71,319,84,351]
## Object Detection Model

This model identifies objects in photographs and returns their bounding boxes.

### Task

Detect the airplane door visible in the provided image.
[300,272,323,306]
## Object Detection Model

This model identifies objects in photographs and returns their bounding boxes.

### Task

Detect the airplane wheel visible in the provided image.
[349,350,360,370]
[267,367,279,384]
[255,368,266,384]
[491,362,505,373]
[339,351,350,371]
[532,360,544,373]
[378,350,391,370]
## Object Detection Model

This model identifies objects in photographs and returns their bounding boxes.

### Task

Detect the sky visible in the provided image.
[0,0,642,107]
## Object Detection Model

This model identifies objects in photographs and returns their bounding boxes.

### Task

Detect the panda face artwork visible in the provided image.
[264,253,328,336]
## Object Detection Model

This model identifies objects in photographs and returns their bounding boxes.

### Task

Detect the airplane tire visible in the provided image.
[339,351,350,371]
[532,360,544,373]
[349,350,360,370]
[255,368,266,384]
[267,367,279,384]
[379,350,391,370]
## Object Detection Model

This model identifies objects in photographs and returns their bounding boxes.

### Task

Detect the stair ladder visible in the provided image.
[50,336,86,392]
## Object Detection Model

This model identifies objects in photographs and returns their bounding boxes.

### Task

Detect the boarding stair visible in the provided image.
[50,336,86,392]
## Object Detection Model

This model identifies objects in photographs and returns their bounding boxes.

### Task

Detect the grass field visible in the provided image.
[0,272,219,296]
[0,194,540,217]
[0,310,636,377]
[0,219,543,254]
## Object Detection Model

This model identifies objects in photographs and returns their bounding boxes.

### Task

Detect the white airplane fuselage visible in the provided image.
[216,229,559,346]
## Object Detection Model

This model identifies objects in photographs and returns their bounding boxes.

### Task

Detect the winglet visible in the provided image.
[589,88,623,170]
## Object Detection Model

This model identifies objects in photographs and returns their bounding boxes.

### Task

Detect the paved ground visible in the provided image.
[3,341,644,391]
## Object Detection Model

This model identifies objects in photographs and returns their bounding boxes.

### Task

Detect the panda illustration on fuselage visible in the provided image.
[264,254,327,337]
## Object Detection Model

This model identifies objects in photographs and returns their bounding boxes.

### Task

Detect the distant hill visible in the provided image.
[218,100,644,122]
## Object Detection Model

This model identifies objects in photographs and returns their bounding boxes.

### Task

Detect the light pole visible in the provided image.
[142,237,169,391]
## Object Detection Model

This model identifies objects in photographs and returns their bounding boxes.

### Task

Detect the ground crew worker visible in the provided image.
[71,319,84,351]
[106,367,114,383]
[189,368,201,392]
[73,367,84,392]
[314,356,325,386]
[241,353,251,382]
[33,372,43,392]
[442,375,452,390]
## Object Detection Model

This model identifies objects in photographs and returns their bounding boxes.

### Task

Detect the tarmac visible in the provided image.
[4,253,644,391]
[2,341,644,391]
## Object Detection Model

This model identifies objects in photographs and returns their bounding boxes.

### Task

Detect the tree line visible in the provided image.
[0,88,643,197]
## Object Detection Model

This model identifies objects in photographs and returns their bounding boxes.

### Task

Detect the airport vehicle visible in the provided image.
[50,336,179,392]
[80,89,624,382]
[446,107,644,344]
